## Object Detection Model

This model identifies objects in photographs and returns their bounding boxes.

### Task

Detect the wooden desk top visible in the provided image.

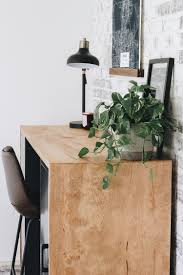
[21,125,108,166]
[21,125,171,167]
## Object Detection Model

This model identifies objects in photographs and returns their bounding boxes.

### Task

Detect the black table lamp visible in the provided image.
[67,38,99,128]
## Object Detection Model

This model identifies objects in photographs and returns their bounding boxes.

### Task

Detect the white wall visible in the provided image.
[0,0,94,263]
[89,1,183,274]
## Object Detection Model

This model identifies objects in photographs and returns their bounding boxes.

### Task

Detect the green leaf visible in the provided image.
[118,135,131,146]
[112,92,123,104]
[116,119,130,134]
[114,103,123,114]
[105,139,113,148]
[124,93,130,99]
[150,120,164,134]
[142,84,155,90]
[106,163,114,174]
[121,98,132,118]
[117,124,127,134]
[94,142,103,152]
[153,104,164,118]
[114,149,120,159]
[137,85,146,92]
[100,110,109,121]
[78,147,89,158]
[107,148,115,160]
[101,131,111,139]
[99,110,109,128]
[96,141,103,147]
[88,127,96,138]
[102,176,110,189]
[133,108,145,123]
[135,124,151,139]
[129,80,138,86]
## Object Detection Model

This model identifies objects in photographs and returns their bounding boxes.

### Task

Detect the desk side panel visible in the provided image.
[49,161,172,275]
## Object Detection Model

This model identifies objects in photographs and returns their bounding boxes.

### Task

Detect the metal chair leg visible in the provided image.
[20,218,38,275]
[10,215,23,275]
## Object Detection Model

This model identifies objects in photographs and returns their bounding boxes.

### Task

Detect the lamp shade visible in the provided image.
[67,38,99,69]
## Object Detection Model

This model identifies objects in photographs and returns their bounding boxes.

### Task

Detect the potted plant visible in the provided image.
[78,81,175,189]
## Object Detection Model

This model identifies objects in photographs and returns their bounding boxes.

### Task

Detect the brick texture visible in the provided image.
[88,0,183,274]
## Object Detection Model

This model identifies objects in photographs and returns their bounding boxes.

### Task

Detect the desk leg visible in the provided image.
[40,162,49,274]
[24,219,40,275]
[21,137,40,275]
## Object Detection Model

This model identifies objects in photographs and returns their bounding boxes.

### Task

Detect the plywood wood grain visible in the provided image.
[49,161,172,275]
[21,126,172,275]
[21,125,107,166]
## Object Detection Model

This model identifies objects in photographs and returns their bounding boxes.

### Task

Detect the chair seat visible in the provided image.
[12,202,39,219]
[2,146,40,218]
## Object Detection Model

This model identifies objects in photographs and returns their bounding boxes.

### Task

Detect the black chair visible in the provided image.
[2,146,40,275]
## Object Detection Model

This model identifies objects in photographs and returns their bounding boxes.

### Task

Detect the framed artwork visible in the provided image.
[146,58,174,158]
[147,58,174,107]
[110,0,143,77]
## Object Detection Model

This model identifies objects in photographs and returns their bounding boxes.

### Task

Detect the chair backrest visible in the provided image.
[2,146,39,218]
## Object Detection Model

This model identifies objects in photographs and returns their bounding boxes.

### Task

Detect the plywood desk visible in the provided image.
[20,125,172,275]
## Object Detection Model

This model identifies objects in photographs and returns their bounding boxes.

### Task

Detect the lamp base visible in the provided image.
[69,121,83,129]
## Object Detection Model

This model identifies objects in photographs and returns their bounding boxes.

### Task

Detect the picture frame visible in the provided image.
[146,58,174,158]
[110,0,144,77]
[147,58,174,107]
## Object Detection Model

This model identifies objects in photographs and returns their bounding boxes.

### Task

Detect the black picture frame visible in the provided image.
[146,58,174,158]
[147,58,174,107]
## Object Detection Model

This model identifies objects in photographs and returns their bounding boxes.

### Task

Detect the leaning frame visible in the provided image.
[147,58,174,158]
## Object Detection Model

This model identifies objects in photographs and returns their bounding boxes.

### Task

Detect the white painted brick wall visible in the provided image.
[88,0,183,274]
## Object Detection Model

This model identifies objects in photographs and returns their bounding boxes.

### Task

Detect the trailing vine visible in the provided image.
[78,81,176,189]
